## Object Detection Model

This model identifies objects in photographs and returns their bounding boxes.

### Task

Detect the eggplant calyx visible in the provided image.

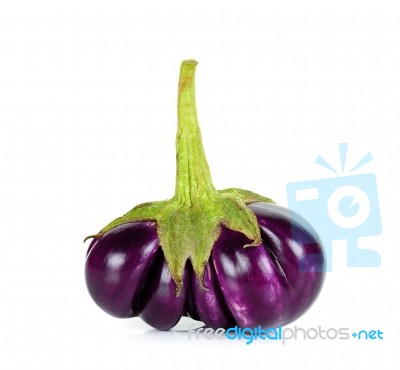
[84,190,273,294]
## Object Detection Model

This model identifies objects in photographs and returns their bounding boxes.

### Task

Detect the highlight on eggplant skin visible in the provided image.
[85,203,325,330]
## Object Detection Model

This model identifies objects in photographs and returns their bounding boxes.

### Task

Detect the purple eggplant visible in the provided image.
[85,60,325,330]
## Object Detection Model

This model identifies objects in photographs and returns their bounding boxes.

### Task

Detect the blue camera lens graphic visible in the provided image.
[338,196,360,218]
[327,185,372,230]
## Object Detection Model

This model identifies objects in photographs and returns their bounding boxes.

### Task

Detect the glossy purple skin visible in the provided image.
[85,203,325,330]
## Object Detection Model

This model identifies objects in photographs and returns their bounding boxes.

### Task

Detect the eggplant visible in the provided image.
[85,60,325,330]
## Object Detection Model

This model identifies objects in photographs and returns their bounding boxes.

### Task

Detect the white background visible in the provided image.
[0,0,398,368]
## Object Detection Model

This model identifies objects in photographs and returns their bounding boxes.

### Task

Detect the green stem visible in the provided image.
[174,60,217,205]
